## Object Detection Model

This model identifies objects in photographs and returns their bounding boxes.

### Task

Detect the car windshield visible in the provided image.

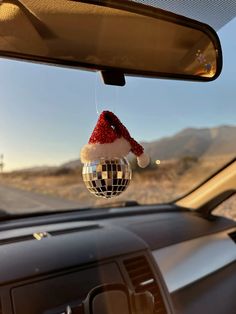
[0,18,235,214]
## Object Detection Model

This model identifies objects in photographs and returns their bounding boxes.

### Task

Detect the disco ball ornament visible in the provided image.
[82,157,132,199]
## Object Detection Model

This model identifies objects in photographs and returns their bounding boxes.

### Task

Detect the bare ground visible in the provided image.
[0,156,235,220]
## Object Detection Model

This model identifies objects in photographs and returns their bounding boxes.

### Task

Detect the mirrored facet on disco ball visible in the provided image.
[82,158,132,199]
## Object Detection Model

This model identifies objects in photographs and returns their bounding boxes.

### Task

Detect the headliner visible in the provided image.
[133,0,236,30]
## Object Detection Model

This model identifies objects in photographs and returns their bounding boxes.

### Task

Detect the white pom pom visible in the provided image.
[137,153,150,168]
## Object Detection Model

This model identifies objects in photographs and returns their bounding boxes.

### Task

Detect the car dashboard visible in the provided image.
[0,205,235,314]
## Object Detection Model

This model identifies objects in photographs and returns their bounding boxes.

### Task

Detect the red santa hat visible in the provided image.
[80,111,150,168]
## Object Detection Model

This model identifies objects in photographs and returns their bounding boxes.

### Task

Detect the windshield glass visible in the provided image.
[0,18,235,214]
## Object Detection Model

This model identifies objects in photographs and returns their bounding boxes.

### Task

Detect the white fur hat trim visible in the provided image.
[80,137,131,163]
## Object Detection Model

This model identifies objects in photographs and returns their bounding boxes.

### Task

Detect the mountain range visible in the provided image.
[142,125,236,161]
[14,125,236,172]
[62,125,236,168]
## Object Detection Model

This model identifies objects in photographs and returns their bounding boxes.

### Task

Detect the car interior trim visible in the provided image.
[153,228,236,292]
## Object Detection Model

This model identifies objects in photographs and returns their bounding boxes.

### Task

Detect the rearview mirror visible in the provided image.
[0,0,222,84]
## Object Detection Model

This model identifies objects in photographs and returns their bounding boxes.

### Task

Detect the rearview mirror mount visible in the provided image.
[0,0,222,85]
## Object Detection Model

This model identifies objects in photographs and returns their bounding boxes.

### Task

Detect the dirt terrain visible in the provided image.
[0,156,235,220]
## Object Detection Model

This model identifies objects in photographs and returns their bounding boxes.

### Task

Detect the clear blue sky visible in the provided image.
[0,19,235,171]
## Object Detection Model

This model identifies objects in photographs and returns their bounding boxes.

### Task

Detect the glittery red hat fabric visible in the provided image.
[89,111,144,157]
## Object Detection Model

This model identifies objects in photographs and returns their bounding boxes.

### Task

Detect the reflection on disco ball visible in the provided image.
[82,158,132,199]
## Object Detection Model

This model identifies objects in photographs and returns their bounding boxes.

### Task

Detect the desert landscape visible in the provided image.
[0,125,235,219]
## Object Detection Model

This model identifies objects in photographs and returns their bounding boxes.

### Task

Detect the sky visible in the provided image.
[0,18,236,171]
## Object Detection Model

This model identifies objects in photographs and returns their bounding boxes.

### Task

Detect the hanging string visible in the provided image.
[94,73,100,116]
[94,72,119,116]
[114,85,119,115]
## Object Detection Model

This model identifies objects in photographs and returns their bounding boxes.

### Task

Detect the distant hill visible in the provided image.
[60,159,82,169]
[142,125,236,161]
[11,125,236,173]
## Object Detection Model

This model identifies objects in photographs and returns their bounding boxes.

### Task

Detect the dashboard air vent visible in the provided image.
[0,224,100,245]
[50,224,100,236]
[228,230,236,243]
[123,255,167,314]
[0,234,33,245]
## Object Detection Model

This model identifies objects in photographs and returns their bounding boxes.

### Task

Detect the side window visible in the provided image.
[213,194,236,221]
